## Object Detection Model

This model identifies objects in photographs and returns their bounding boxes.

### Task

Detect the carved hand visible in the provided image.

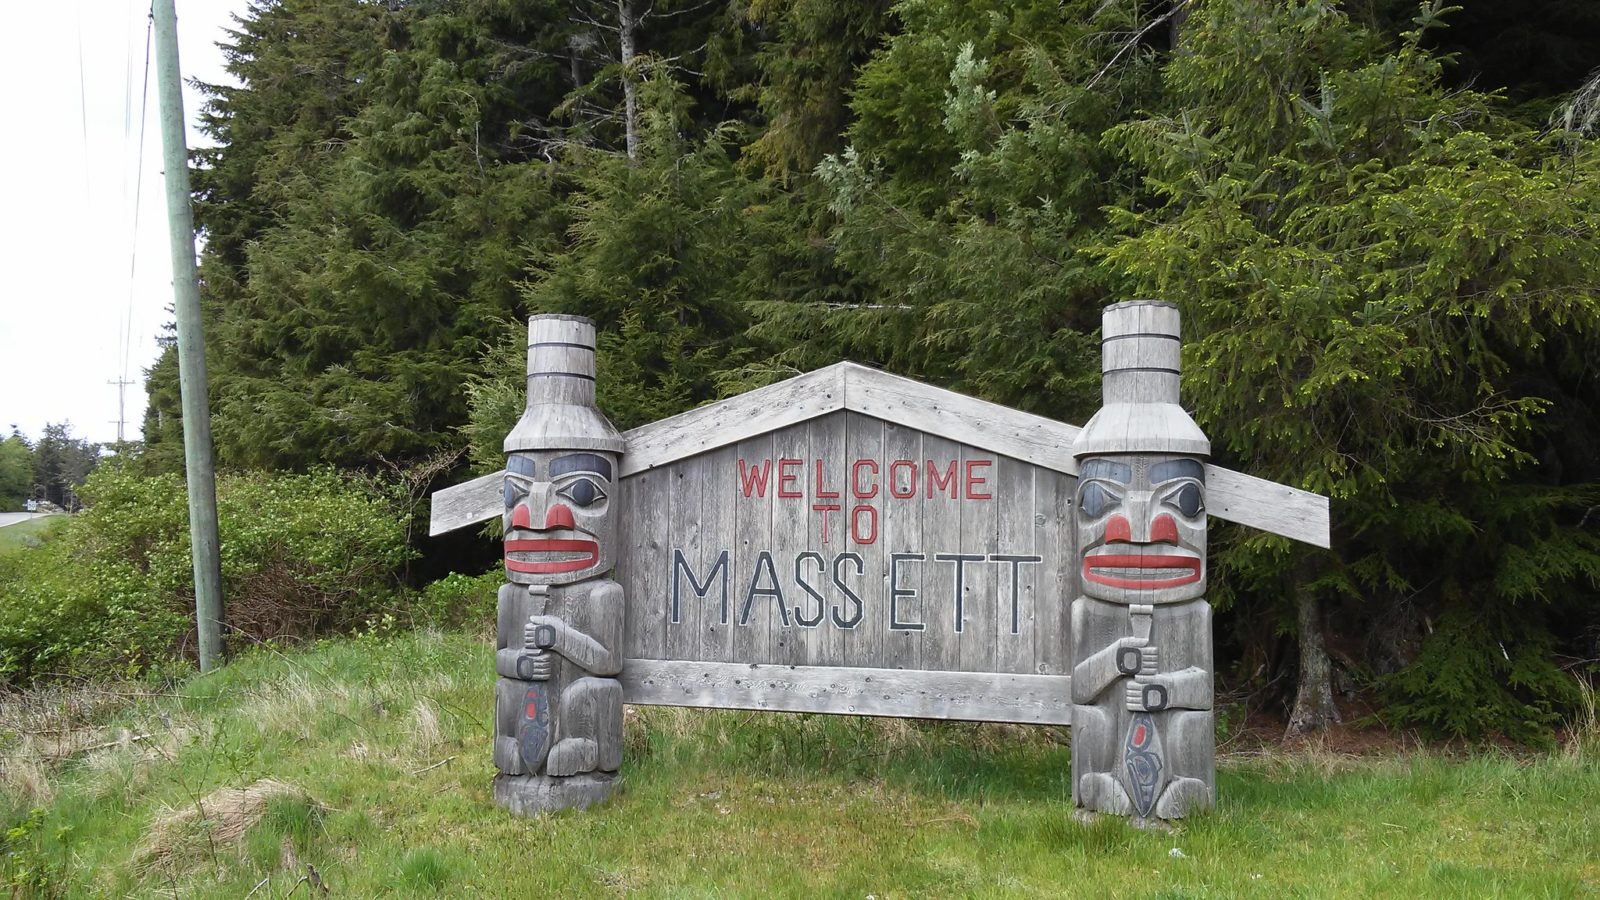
[1113,637,1159,677]
[1125,675,1170,712]
[519,651,554,682]
[525,615,565,651]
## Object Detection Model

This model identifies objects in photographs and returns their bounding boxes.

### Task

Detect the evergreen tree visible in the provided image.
[0,429,33,512]
[1097,0,1600,741]
[31,423,100,510]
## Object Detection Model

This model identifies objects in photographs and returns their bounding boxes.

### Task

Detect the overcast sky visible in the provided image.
[1,0,250,446]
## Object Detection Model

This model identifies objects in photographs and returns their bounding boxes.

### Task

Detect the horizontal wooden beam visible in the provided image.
[430,361,1330,548]
[622,365,847,476]
[618,658,1073,725]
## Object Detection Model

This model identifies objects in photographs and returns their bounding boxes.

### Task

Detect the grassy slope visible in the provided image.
[2,630,1596,898]
[0,517,67,558]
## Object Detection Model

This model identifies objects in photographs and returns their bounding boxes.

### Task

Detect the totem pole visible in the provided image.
[492,315,626,815]
[1070,300,1214,822]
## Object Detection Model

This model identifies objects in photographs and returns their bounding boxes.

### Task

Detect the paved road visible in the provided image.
[0,512,57,529]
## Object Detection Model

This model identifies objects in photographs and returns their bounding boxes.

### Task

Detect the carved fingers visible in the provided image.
[1125,675,1170,712]
[1114,638,1158,676]
[517,651,554,682]
[525,615,564,650]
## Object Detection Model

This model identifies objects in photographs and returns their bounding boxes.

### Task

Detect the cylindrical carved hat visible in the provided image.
[1072,301,1210,459]
[503,315,626,453]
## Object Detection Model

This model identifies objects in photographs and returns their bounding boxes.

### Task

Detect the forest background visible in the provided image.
[8,0,1599,746]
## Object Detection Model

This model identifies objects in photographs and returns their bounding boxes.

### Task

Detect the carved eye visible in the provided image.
[1166,482,1204,518]
[558,477,607,508]
[503,477,529,508]
[1080,482,1122,519]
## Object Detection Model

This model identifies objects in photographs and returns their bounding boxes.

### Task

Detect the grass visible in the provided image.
[0,516,67,558]
[2,629,1596,898]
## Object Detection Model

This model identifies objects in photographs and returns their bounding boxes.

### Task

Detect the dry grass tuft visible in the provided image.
[137,778,312,864]
[1567,677,1599,762]
[409,699,443,751]
[0,681,201,807]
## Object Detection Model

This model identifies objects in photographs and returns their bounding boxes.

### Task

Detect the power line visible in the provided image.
[123,11,155,384]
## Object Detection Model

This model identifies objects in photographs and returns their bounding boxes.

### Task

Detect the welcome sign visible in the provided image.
[432,360,1328,728]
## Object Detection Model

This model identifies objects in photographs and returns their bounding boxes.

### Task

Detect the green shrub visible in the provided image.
[408,570,501,631]
[0,465,413,684]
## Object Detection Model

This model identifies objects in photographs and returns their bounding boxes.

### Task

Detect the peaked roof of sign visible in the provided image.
[429,361,1330,547]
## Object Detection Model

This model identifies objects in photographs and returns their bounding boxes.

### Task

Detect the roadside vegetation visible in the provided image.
[3,629,1595,898]
[0,517,66,559]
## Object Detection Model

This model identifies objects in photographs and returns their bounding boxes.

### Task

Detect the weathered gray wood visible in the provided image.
[623,365,847,476]
[1205,467,1330,548]
[429,471,503,536]
[619,468,664,660]
[433,361,1330,548]
[994,455,1038,676]
[729,437,769,665]
[665,455,704,665]
[619,659,1073,725]
[844,412,884,669]
[880,422,924,670]
[494,772,619,815]
[433,455,1329,548]
[957,443,1000,674]
[843,364,1073,481]
[770,423,810,666]
[813,411,849,667]
[920,432,963,673]
[1071,301,1216,822]
[1033,467,1074,676]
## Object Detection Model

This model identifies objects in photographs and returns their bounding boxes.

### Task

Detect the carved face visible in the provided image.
[1076,455,1206,605]
[502,450,617,585]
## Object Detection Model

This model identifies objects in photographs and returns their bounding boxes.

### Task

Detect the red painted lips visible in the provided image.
[504,538,600,574]
[1082,553,1201,590]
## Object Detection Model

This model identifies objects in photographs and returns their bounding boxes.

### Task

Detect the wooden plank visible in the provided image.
[619,467,665,660]
[844,364,1077,480]
[428,471,502,536]
[880,422,924,670]
[729,438,771,662]
[843,412,884,668]
[1033,467,1075,675]
[1205,466,1331,549]
[812,412,850,667]
[770,423,811,666]
[621,365,846,477]
[993,453,1038,676]
[921,433,963,672]
[664,455,705,665]
[956,442,999,674]
[434,363,1330,549]
[702,444,740,663]
[619,659,1073,725]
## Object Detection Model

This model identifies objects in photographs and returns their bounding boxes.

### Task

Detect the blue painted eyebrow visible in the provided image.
[1151,460,1205,483]
[507,456,537,478]
[551,453,612,480]
[1080,459,1132,483]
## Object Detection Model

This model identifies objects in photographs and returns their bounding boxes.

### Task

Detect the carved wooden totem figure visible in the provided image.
[492,315,626,815]
[1070,301,1214,822]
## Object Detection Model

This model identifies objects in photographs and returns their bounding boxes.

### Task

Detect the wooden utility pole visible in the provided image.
[107,376,133,445]
[152,0,225,672]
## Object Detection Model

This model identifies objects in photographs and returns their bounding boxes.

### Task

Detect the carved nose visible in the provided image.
[1105,514,1132,543]
[543,504,576,530]
[511,504,533,529]
[1150,513,1179,544]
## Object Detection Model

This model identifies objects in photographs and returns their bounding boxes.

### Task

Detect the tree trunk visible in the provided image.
[618,0,639,163]
[1286,585,1342,736]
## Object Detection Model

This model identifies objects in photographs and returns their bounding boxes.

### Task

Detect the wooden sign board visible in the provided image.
[432,362,1330,727]
[616,409,1077,724]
